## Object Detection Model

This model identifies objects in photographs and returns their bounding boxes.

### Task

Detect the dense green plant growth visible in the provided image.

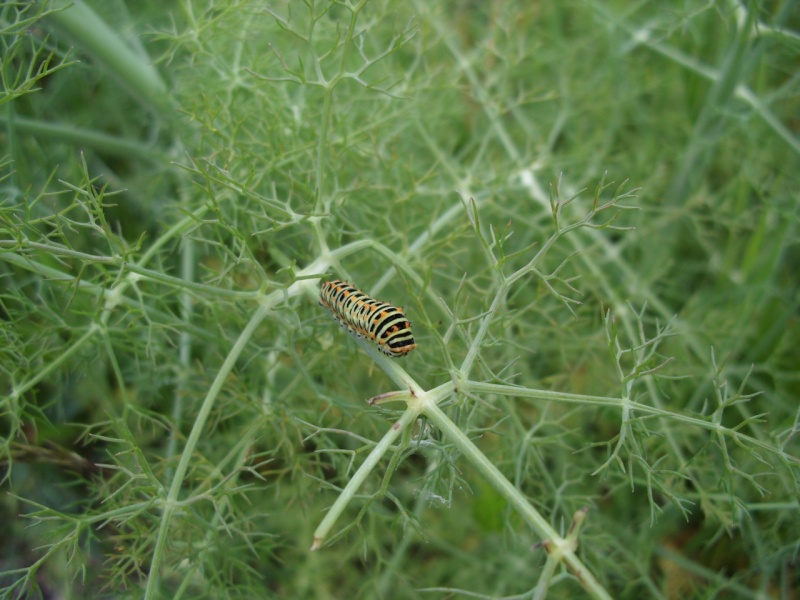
[1,1,799,598]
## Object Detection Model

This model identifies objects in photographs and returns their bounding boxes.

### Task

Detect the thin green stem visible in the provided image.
[10,324,99,401]
[44,0,171,112]
[421,401,613,600]
[0,115,169,163]
[144,303,270,599]
[463,380,794,463]
[166,231,196,474]
[311,405,421,550]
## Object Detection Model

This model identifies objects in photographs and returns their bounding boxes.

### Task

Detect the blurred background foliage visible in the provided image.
[1,0,799,598]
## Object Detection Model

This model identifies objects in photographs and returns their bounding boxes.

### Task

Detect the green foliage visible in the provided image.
[1,0,799,598]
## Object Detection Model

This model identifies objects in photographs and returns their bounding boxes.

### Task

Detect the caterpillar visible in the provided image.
[319,279,416,357]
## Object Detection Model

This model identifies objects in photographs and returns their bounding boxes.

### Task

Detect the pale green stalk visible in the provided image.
[421,401,612,600]
[144,303,270,599]
[44,0,171,112]
[310,405,420,551]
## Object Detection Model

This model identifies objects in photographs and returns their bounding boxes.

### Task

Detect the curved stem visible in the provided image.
[421,401,613,600]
